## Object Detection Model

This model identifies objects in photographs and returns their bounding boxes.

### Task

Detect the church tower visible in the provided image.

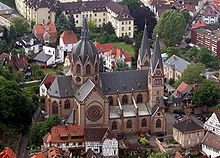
[148,37,164,109]
[71,18,99,86]
[137,24,151,70]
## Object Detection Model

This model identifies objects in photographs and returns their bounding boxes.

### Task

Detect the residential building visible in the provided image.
[34,46,64,66]
[192,19,208,29]
[204,110,220,135]
[15,0,134,38]
[93,40,114,58]
[40,74,56,96]
[173,119,205,148]
[201,132,220,158]
[191,24,220,58]
[59,30,78,53]
[0,53,9,65]
[45,19,166,135]
[179,4,196,17]
[33,24,57,44]
[164,55,190,81]
[15,33,41,55]
[0,147,16,158]
[0,2,13,15]
[64,53,72,67]
[0,13,21,28]
[201,5,219,24]
[47,146,64,158]
[105,48,132,70]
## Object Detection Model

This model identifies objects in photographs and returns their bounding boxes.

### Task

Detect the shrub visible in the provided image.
[185,37,191,44]
[214,72,219,78]
[168,78,175,85]
[173,109,185,114]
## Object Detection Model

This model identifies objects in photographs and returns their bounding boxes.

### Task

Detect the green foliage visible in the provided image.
[68,14,76,32]
[2,26,8,44]
[148,152,168,158]
[180,10,192,24]
[29,115,61,147]
[166,47,185,58]
[12,18,30,37]
[168,78,175,85]
[153,10,187,47]
[214,72,219,78]
[100,31,110,43]
[115,61,130,71]
[99,56,106,72]
[35,70,45,79]
[118,0,143,14]
[133,31,143,60]
[185,37,191,44]
[193,80,220,107]
[55,7,62,24]
[140,137,149,145]
[101,22,115,34]
[55,13,69,32]
[87,18,97,32]
[182,63,205,84]
[0,40,8,54]
[173,109,185,114]
[31,20,36,31]
[188,46,199,59]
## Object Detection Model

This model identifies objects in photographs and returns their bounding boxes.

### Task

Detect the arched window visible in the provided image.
[108,96,113,105]
[86,65,91,74]
[95,63,98,72]
[122,95,128,104]
[156,119,161,128]
[64,100,70,109]
[76,64,81,74]
[52,101,58,114]
[127,120,132,128]
[112,121,117,130]
[142,118,147,127]
[137,94,143,103]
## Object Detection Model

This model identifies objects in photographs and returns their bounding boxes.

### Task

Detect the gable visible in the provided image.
[205,112,220,127]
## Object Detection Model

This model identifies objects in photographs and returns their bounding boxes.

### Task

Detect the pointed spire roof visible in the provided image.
[65,109,75,125]
[151,37,164,75]
[32,106,45,122]
[81,18,89,40]
[139,23,151,65]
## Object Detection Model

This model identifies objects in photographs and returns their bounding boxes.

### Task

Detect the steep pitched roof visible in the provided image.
[47,146,63,158]
[139,24,151,66]
[201,131,220,151]
[87,148,98,158]
[151,38,164,75]
[107,48,132,63]
[31,153,46,158]
[173,81,193,96]
[32,106,45,122]
[0,53,9,64]
[173,119,204,133]
[84,127,109,141]
[60,30,78,44]
[173,151,186,158]
[192,19,208,29]
[93,41,114,53]
[15,33,40,48]
[65,109,75,125]
[202,5,218,17]
[215,110,220,122]
[34,50,52,63]
[0,147,16,158]
[40,74,56,89]
[33,24,57,39]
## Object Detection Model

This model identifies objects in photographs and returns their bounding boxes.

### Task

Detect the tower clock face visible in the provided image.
[87,105,102,122]
[156,70,161,75]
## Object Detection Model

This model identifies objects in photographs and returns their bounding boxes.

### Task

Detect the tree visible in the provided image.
[31,64,39,77]
[68,14,76,32]
[188,46,198,60]
[2,26,8,44]
[101,22,115,34]
[35,70,45,79]
[180,10,192,24]
[12,18,30,37]
[133,31,143,60]
[115,61,130,71]
[55,13,69,32]
[99,56,106,72]
[87,18,97,33]
[99,31,110,43]
[193,80,220,107]
[182,63,205,84]
[55,7,62,24]
[9,25,17,49]
[131,6,157,38]
[148,152,168,158]
[0,40,8,54]
[166,47,185,58]
[119,0,143,14]
[153,10,186,47]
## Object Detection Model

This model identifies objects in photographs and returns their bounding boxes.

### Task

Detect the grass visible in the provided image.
[43,67,58,76]
[112,42,135,58]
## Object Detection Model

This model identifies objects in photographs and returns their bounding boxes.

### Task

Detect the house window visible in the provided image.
[64,100,70,109]
[137,93,142,103]
[103,13,105,16]
[86,65,91,74]
[129,21,131,24]
[156,119,161,128]
[52,101,58,114]
[76,15,78,18]
[55,129,58,133]
[42,88,45,94]
[108,96,113,105]
[122,22,124,25]
[76,20,78,24]
[112,121,117,130]
[129,27,131,30]
[99,19,101,22]
[77,64,81,73]
[127,120,132,128]
[142,118,147,127]
[122,27,124,31]
[122,95,128,104]
[95,13,97,16]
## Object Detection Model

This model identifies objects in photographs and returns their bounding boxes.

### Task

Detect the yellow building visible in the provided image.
[15,0,134,38]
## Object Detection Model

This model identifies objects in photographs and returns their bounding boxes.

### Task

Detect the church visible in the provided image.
[45,18,166,135]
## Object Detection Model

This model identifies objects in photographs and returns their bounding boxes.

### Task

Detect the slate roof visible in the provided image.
[65,109,75,125]
[99,70,148,95]
[26,0,57,11]
[173,119,205,133]
[34,50,52,63]
[72,18,99,66]
[60,30,78,44]
[139,24,151,66]
[151,38,164,75]
[201,131,220,151]
[16,33,40,48]
[75,79,95,102]
[164,55,190,73]
[215,110,220,122]
[168,94,182,104]
[48,76,74,98]
[32,106,45,122]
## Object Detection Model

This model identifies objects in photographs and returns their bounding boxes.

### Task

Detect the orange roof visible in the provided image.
[0,147,16,158]
[33,24,57,39]
[192,19,208,29]
[48,146,63,158]
[60,30,78,44]
[93,41,114,53]
[173,81,192,96]
[111,61,116,67]
[173,151,186,158]
[31,153,46,158]
[210,0,220,12]
[180,4,195,13]
[41,74,56,89]
[115,48,132,62]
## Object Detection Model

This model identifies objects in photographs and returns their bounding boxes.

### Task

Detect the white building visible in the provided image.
[39,74,56,96]
[204,111,220,135]
[59,30,78,52]
[201,6,219,24]
[15,33,41,55]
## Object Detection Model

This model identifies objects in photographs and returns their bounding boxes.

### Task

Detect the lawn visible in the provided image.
[112,42,135,58]
[43,67,57,76]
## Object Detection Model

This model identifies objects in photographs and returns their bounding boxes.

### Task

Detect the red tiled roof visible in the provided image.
[93,41,114,53]
[60,30,78,44]
[111,61,116,67]
[31,153,46,158]
[210,0,220,12]
[0,53,9,64]
[48,146,63,158]
[0,147,16,158]
[173,81,193,96]
[180,4,195,13]
[115,48,132,62]
[41,74,56,89]
[201,131,220,151]
[173,151,186,158]
[192,19,208,29]
[33,24,57,39]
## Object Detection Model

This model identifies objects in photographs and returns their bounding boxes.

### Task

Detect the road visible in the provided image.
[16,130,29,158]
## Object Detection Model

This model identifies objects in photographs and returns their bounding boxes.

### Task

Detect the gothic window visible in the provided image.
[137,94,143,103]
[112,121,117,130]
[76,77,81,82]
[77,64,81,74]
[64,100,70,109]
[127,120,132,128]
[154,79,162,85]
[142,118,147,127]
[95,75,98,81]
[108,96,113,105]
[156,119,161,128]
[52,101,58,114]
[95,63,98,72]
[86,64,91,74]
[122,95,128,104]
